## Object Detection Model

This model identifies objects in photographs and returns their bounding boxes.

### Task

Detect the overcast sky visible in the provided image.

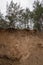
[0,0,42,15]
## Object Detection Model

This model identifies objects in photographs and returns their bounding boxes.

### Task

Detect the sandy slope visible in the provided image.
[0,29,43,65]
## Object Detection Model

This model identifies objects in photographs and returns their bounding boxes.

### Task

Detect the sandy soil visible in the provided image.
[0,29,43,65]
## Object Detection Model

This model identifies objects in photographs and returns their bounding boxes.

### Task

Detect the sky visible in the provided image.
[0,0,42,15]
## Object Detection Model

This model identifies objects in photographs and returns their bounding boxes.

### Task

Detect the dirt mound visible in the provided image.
[0,29,43,65]
[24,44,43,65]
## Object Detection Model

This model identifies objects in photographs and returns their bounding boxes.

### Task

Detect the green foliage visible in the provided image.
[6,0,24,29]
[22,8,30,28]
[6,1,16,28]
[33,22,41,31]
[0,0,43,31]
[31,0,43,31]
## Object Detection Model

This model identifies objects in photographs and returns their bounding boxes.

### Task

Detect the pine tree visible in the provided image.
[0,11,4,29]
[22,8,30,29]
[32,0,43,31]
[6,0,23,29]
